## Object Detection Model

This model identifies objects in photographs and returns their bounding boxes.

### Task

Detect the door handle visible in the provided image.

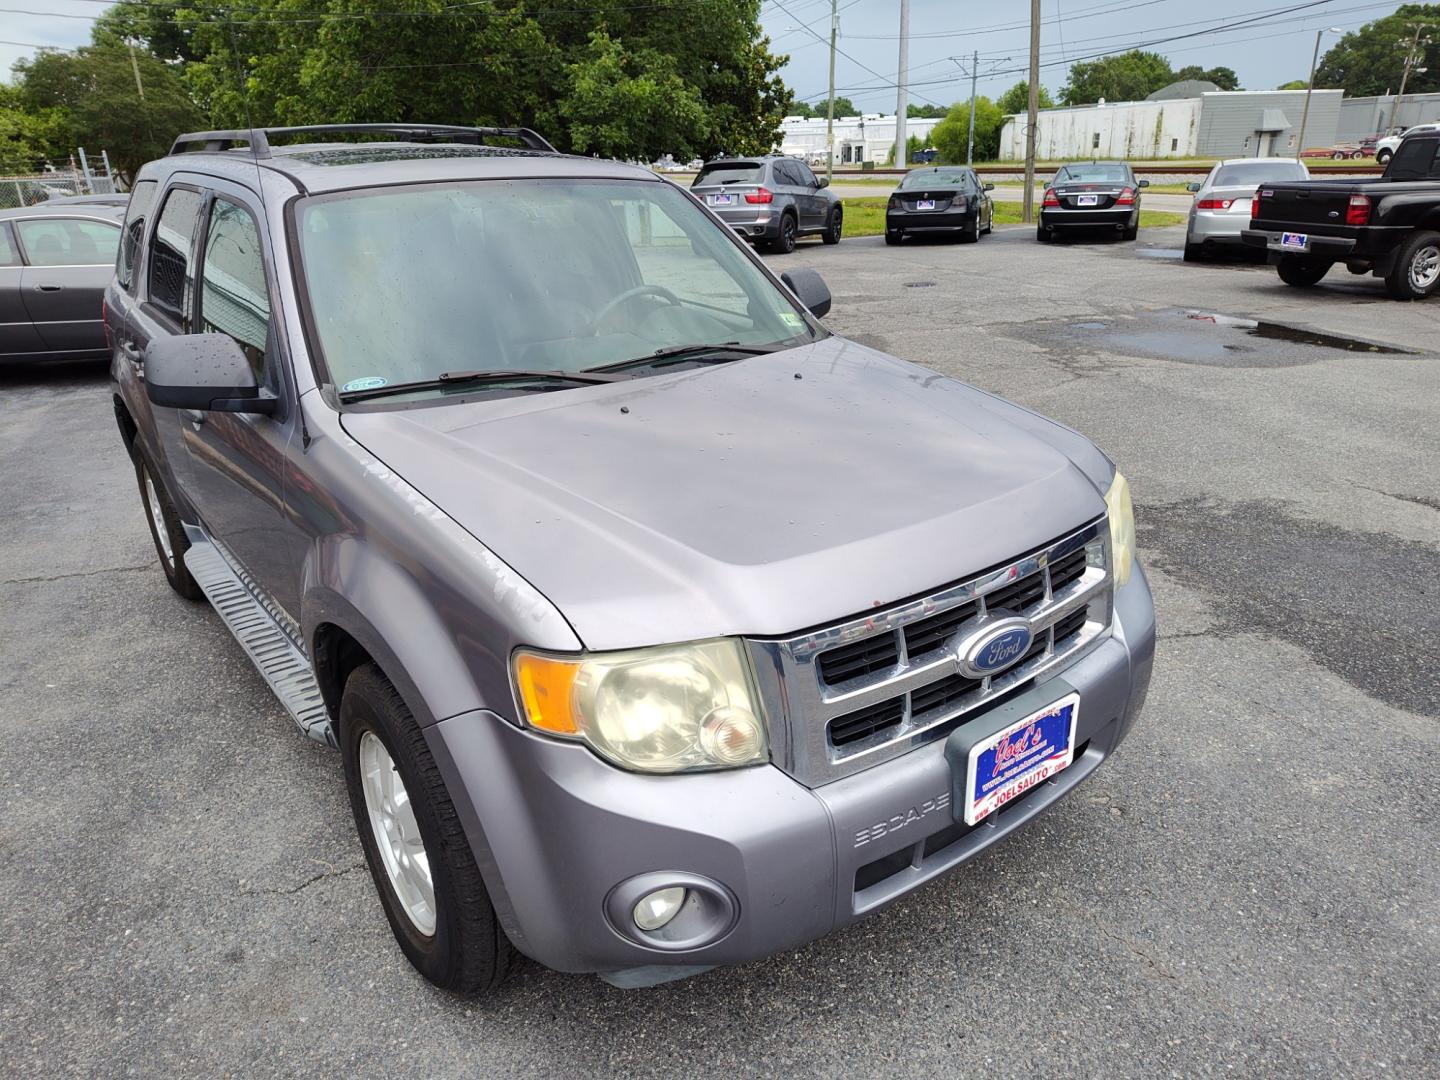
[183,409,206,428]
[34,284,63,292]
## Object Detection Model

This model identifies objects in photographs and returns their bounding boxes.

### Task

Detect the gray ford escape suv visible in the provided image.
[107,124,1155,994]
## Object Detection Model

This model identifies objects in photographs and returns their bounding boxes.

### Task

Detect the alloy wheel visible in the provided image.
[143,471,174,568]
[359,731,436,935]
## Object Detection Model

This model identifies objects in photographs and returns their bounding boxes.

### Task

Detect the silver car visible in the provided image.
[691,155,843,253]
[1,203,124,362]
[1184,158,1309,260]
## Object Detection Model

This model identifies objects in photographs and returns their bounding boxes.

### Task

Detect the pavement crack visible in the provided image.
[1,562,155,586]
[242,862,367,899]
[1350,483,1440,514]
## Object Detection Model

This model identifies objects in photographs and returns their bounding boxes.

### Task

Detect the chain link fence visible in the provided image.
[0,156,121,210]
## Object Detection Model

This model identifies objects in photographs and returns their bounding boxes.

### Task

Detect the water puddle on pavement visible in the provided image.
[1060,308,1410,367]
[1135,247,1183,259]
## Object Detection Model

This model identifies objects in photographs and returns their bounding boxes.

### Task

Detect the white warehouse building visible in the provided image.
[998,88,1344,160]
[777,115,943,165]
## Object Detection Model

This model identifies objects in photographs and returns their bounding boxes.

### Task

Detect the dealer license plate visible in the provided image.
[962,693,1079,825]
[1280,231,1309,251]
[916,198,936,210]
[708,194,733,206]
[1076,194,1099,207]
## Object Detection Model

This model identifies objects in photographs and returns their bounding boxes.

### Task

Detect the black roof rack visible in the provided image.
[168,124,556,159]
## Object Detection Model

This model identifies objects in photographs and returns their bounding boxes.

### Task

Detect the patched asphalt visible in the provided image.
[2,226,1437,1078]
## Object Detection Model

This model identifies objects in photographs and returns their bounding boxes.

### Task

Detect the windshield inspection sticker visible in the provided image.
[779,312,805,329]
[342,377,388,392]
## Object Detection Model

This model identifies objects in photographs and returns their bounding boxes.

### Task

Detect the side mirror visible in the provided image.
[781,267,831,319]
[1186,182,1201,192]
[1137,179,1151,188]
[815,177,829,189]
[982,182,995,191]
[145,333,276,415]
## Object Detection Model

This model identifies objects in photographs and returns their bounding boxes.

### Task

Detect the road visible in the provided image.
[2,226,1436,1078]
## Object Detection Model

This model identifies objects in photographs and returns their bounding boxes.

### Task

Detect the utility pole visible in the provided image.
[825,0,838,182]
[1395,22,1433,126]
[1296,27,1342,160]
[1022,0,1040,224]
[127,40,145,100]
[894,0,910,168]
[966,49,979,166]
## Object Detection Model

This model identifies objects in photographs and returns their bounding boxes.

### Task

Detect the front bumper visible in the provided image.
[1040,207,1135,230]
[427,563,1156,978]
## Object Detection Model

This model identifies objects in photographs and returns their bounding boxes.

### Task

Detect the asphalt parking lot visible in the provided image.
[2,223,1437,1078]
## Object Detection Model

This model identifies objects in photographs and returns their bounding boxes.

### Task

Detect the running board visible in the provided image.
[182,534,335,747]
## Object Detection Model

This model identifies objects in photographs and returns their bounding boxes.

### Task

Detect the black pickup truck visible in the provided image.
[1243,128,1440,300]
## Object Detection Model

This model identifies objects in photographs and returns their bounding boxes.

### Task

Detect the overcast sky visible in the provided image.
[1,0,1413,110]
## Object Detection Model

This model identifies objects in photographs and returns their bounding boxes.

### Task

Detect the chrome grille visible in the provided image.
[746,519,1113,786]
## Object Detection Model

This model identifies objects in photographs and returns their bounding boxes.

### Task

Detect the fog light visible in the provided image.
[634,887,686,931]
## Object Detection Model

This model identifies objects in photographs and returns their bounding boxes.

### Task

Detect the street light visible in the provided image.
[1295,26,1343,160]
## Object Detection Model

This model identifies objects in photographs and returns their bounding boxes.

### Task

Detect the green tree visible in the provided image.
[906,103,948,119]
[1173,64,1241,91]
[560,31,706,159]
[1061,50,1174,105]
[929,97,1002,163]
[827,96,859,117]
[0,82,69,173]
[12,46,201,182]
[996,80,1054,116]
[1276,79,1310,90]
[1315,5,1440,97]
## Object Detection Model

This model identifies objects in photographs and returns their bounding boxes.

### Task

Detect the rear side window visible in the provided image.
[149,187,203,324]
[0,223,18,267]
[693,162,763,186]
[117,180,157,290]
[15,218,120,266]
[199,197,271,381]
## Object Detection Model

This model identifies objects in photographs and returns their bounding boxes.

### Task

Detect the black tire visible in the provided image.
[132,447,204,601]
[1377,149,1392,165]
[981,211,992,235]
[821,206,842,245]
[1036,224,1051,243]
[1122,215,1139,241]
[1276,255,1333,287]
[959,213,979,243]
[1384,229,1440,301]
[341,663,513,995]
[884,229,901,246]
[1183,242,1203,262]
[767,213,798,254]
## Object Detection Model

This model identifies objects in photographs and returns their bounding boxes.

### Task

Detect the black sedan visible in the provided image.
[885,166,994,245]
[1037,161,1148,242]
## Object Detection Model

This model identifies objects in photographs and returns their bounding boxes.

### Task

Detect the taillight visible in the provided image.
[1252,191,1266,219]
[744,187,773,204]
[1116,186,1136,205]
[1042,188,1060,207]
[1196,197,1233,210]
[1346,194,1371,225]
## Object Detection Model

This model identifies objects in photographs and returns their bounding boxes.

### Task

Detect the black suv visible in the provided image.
[690,156,843,252]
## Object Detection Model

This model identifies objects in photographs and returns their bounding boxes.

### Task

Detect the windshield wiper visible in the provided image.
[588,343,776,374]
[338,368,629,403]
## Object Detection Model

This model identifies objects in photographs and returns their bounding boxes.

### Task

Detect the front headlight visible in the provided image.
[1105,470,1136,587]
[512,639,768,773]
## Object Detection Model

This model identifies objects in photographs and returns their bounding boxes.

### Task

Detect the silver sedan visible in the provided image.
[1184,158,1310,260]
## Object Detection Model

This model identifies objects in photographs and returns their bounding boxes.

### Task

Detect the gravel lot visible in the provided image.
[2,225,1436,1078]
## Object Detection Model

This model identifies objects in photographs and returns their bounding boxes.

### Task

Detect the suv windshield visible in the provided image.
[296,178,819,398]
[899,169,969,188]
[1055,164,1129,184]
[693,162,763,186]
[1213,162,1306,186]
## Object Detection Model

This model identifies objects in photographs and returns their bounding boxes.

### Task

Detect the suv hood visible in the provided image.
[341,338,1108,650]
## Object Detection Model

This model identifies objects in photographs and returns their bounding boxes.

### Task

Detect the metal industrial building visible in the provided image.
[1338,91,1440,139]
[998,87,1344,160]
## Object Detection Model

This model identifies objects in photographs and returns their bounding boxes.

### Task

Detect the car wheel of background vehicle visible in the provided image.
[1377,149,1392,164]
[1122,216,1139,241]
[1036,225,1051,243]
[1351,150,1366,160]
[1183,242,1203,262]
[767,213,798,254]
[960,215,979,243]
[132,448,204,601]
[885,229,901,246]
[1276,255,1333,287]
[822,206,842,245]
[340,663,513,995]
[1384,230,1440,300]
[1331,151,1345,160]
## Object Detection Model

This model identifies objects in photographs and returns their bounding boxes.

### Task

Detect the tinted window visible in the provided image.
[117,179,157,289]
[795,161,820,187]
[149,187,203,323]
[1055,164,1130,183]
[1213,162,1307,186]
[900,169,970,189]
[15,218,120,266]
[0,223,18,267]
[693,162,764,186]
[200,198,270,381]
[1387,137,1440,180]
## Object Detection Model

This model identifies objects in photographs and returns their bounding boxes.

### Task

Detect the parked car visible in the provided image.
[691,155,842,252]
[1184,157,1310,261]
[1242,126,1440,299]
[1037,161,1149,242]
[884,166,994,245]
[109,123,1154,996]
[1374,123,1439,164]
[0,202,124,363]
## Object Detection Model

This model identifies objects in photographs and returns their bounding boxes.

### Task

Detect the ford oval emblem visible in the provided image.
[957,618,1034,679]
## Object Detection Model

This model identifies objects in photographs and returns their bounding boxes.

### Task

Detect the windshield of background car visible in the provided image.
[1213,162,1307,186]
[296,178,821,397]
[693,162,764,186]
[899,170,969,188]
[1386,137,1440,181]
[1055,164,1129,184]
